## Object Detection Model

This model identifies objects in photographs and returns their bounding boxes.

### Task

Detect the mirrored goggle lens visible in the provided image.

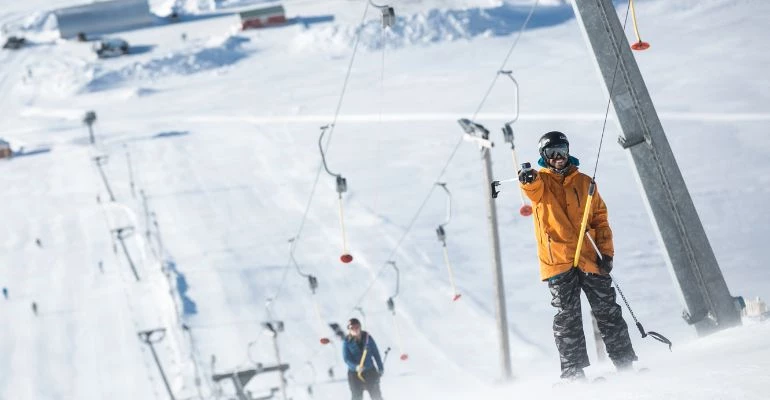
[544,145,568,159]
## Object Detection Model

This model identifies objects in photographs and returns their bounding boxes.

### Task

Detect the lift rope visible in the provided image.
[495,69,533,216]
[386,261,408,361]
[435,183,462,301]
[629,0,650,51]
[289,239,331,345]
[584,233,672,349]
[319,125,353,263]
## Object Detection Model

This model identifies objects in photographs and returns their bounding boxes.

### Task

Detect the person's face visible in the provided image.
[348,323,361,337]
[544,144,569,170]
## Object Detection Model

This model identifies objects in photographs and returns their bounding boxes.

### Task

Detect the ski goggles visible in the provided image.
[543,144,569,159]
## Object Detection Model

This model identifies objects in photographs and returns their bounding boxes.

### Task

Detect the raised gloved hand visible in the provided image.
[355,365,364,374]
[597,254,613,275]
[518,168,537,184]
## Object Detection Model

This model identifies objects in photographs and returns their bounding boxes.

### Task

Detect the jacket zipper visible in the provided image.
[547,234,554,263]
[573,188,581,208]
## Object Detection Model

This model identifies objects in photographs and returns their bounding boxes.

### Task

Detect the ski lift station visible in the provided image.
[239,5,287,30]
[53,0,154,40]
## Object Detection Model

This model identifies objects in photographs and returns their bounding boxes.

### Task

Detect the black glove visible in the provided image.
[518,168,537,184]
[597,254,613,275]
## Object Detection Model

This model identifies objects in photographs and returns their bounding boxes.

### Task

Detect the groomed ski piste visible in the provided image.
[1,0,769,399]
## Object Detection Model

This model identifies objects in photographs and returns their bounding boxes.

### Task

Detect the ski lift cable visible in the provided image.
[471,0,540,121]
[591,0,636,180]
[347,0,541,314]
[322,0,371,145]
[267,1,371,307]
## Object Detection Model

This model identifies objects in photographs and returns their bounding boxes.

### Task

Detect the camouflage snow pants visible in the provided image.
[548,268,637,377]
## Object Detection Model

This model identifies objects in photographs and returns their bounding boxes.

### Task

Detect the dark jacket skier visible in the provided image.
[342,318,384,400]
[519,131,637,381]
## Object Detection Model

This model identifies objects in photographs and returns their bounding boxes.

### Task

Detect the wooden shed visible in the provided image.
[239,5,287,30]
[0,139,12,159]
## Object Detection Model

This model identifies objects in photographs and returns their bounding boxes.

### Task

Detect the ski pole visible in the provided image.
[584,232,672,350]
[382,347,392,365]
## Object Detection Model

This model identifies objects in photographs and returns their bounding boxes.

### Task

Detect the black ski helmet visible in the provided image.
[538,131,569,158]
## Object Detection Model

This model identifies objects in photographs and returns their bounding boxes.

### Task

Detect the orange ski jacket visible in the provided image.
[520,162,614,280]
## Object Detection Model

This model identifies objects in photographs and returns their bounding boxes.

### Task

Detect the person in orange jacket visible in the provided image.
[519,131,637,381]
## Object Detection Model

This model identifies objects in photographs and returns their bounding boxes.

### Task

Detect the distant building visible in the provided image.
[0,138,11,159]
[239,5,287,30]
[54,0,155,40]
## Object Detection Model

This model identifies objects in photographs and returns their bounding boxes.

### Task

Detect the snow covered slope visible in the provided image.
[1,0,769,399]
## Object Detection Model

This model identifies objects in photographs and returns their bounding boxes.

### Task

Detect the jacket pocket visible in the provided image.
[573,187,581,208]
